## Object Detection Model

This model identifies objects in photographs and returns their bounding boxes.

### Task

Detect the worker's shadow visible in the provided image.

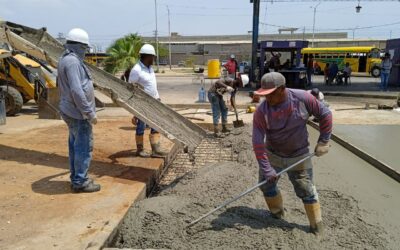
[210,206,308,233]
[0,144,156,196]
[31,172,72,195]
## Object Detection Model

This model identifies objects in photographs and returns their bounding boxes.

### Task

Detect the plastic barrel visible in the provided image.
[207,59,221,78]
[0,90,6,125]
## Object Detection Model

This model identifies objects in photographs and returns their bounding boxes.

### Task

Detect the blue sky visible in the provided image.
[1,0,400,50]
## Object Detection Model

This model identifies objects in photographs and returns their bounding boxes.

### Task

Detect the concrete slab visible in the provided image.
[0,118,175,250]
[309,128,400,248]
[333,124,400,172]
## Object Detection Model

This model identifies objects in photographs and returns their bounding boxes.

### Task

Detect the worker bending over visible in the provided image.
[252,72,332,235]
[58,28,100,193]
[208,78,239,137]
[129,44,167,157]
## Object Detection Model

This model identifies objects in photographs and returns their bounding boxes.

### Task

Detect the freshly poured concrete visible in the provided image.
[333,124,400,171]
[114,126,400,249]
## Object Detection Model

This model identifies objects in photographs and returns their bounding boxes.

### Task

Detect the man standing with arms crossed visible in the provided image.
[129,44,167,157]
[58,28,100,193]
[252,72,332,235]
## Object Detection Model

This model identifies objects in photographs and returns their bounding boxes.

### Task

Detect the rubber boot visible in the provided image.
[304,202,324,236]
[264,192,285,219]
[213,125,221,138]
[136,135,150,157]
[150,133,168,157]
[221,124,230,133]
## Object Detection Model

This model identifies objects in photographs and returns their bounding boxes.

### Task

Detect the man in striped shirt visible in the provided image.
[252,72,332,235]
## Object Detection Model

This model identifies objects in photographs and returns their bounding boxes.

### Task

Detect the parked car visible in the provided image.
[177,61,185,67]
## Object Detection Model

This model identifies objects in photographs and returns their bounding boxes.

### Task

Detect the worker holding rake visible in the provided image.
[252,72,332,235]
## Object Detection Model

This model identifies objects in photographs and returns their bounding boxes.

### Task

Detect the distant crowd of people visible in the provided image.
[323,61,352,85]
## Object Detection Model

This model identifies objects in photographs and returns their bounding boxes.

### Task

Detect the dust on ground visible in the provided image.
[113,125,388,250]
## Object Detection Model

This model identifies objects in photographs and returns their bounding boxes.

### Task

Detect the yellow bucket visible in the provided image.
[207,59,221,78]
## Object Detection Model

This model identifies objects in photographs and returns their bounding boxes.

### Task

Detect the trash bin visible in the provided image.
[0,89,6,125]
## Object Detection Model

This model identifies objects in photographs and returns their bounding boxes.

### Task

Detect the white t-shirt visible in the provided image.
[128,61,159,99]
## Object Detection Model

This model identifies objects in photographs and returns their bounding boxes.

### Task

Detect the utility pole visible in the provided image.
[167,5,172,70]
[250,0,260,84]
[155,0,159,71]
[312,1,321,47]
[352,27,358,40]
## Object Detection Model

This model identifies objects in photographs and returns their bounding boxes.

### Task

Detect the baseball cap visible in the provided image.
[254,72,286,96]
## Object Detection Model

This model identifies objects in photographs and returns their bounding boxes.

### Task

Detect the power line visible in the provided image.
[259,19,400,31]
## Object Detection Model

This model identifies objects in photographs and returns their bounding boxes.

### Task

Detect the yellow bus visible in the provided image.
[301,47,382,77]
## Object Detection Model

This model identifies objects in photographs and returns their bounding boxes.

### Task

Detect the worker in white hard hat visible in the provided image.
[57,28,100,193]
[129,43,167,157]
[224,54,238,79]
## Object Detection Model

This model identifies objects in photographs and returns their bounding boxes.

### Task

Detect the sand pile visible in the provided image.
[113,126,388,249]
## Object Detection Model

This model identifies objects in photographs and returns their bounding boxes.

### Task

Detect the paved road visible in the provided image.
[157,75,399,106]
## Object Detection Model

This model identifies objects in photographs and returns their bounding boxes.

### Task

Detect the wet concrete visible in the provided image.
[112,125,400,249]
[334,124,400,171]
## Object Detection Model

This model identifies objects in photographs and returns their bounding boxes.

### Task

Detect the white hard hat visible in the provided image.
[66,28,90,45]
[139,44,156,56]
[230,54,235,59]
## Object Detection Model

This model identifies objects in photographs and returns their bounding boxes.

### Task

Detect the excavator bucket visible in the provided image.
[0,21,206,151]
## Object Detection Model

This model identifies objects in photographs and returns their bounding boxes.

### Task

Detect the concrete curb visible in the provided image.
[323,91,398,100]
[99,143,183,249]
[308,121,400,183]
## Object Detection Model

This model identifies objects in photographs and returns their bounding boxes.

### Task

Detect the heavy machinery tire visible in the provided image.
[371,66,381,78]
[0,85,23,116]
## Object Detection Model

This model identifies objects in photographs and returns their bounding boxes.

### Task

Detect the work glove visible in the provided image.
[90,115,98,125]
[315,141,329,157]
[226,86,234,93]
[264,167,278,184]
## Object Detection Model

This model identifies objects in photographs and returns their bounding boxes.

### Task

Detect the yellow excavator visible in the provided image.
[0,48,56,115]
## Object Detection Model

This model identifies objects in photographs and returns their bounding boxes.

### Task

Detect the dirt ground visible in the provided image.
[0,117,173,249]
[113,125,399,250]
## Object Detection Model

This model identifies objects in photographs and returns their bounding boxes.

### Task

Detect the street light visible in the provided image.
[356,0,362,13]
[311,1,321,48]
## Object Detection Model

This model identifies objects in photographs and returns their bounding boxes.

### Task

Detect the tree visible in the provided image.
[104,33,169,74]
[104,34,143,74]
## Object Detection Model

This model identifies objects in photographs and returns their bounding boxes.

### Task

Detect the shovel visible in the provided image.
[187,153,315,228]
[232,96,244,128]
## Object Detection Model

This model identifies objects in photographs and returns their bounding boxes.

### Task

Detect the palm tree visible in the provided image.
[104,33,169,75]
[104,34,143,74]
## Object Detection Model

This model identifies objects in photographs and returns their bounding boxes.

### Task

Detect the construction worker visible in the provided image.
[268,52,281,72]
[224,54,238,79]
[252,72,332,235]
[58,28,100,193]
[208,78,238,137]
[129,44,167,157]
